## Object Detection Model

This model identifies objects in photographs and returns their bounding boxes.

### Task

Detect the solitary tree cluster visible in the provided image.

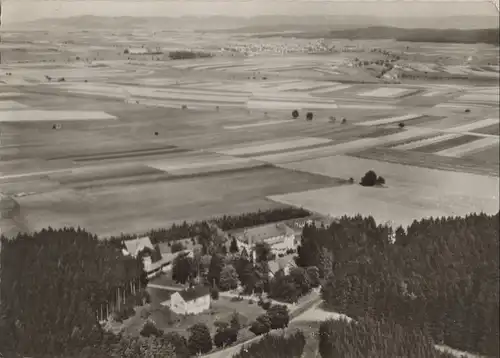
[360,170,386,187]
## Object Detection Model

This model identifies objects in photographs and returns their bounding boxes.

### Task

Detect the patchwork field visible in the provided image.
[0,31,498,239]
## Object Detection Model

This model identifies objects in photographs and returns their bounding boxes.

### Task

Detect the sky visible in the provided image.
[2,0,498,25]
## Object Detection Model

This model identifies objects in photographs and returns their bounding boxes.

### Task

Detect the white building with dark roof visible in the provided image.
[234,223,297,260]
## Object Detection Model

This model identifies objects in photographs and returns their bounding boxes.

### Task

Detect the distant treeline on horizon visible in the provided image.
[259,26,500,45]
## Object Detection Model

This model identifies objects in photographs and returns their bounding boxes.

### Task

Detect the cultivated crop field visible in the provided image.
[0,29,498,239]
[269,155,499,228]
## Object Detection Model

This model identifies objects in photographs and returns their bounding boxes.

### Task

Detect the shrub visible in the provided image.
[348,177,354,184]
[465,108,471,113]
[399,122,405,128]
[213,321,238,348]
[267,305,289,329]
[249,314,271,336]
[181,104,187,110]
[188,323,213,355]
[306,112,314,121]
[261,301,272,310]
[292,110,299,119]
[211,286,220,300]
[341,117,347,124]
[360,170,378,187]
[140,320,163,337]
[329,116,336,122]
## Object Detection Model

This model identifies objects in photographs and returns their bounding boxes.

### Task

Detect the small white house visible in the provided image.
[166,286,211,315]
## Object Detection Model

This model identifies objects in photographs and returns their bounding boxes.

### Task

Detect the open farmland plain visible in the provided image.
[0,29,498,238]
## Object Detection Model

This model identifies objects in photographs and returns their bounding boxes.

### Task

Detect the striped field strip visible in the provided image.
[147,156,252,172]
[224,120,292,130]
[358,87,410,98]
[247,99,338,110]
[449,118,499,133]
[0,101,29,110]
[250,128,435,164]
[0,93,21,98]
[0,110,117,122]
[217,137,332,156]
[434,137,500,158]
[339,104,396,110]
[311,85,353,94]
[435,103,493,110]
[422,91,443,97]
[357,114,422,127]
[392,134,462,151]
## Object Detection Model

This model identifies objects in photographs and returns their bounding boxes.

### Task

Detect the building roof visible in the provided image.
[178,286,210,302]
[238,223,295,246]
[124,236,154,257]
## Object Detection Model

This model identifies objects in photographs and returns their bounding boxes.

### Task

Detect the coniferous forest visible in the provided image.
[0,227,149,357]
[297,212,499,357]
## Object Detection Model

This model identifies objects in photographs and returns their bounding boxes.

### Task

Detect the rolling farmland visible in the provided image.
[0,30,498,239]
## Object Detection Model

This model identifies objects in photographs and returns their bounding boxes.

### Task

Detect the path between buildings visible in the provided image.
[203,299,483,358]
[203,293,322,358]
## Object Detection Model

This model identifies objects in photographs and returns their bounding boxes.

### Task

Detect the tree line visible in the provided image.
[110,207,310,246]
[295,212,499,357]
[231,314,457,358]
[0,227,148,357]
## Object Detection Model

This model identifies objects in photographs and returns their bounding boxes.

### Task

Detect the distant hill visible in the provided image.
[259,26,500,45]
[6,14,499,32]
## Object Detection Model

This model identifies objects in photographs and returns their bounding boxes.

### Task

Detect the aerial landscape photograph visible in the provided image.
[0,0,498,357]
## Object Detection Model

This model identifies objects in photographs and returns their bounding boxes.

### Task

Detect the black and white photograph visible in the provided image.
[0,0,499,357]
